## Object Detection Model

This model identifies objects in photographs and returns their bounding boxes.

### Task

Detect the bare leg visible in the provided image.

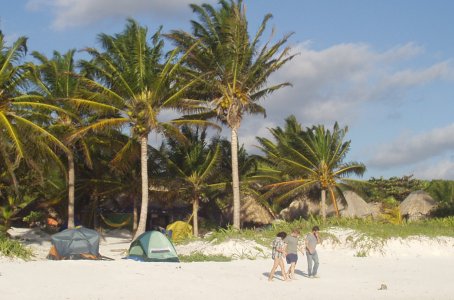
[279,258,288,281]
[268,258,280,281]
[289,262,296,279]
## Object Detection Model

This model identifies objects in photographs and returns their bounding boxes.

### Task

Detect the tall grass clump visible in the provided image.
[0,235,34,260]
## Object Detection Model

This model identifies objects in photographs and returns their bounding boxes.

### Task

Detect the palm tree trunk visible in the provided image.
[192,196,199,237]
[231,126,241,229]
[0,145,20,197]
[92,191,99,229]
[321,189,327,221]
[329,187,340,217]
[132,195,138,232]
[134,136,149,240]
[67,152,75,229]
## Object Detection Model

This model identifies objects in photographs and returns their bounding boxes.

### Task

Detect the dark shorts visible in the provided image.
[286,253,298,264]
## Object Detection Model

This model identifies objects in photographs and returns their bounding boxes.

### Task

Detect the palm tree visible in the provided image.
[167,0,294,229]
[0,32,69,206]
[27,49,98,228]
[159,126,222,236]
[72,131,142,229]
[76,19,206,239]
[256,115,366,220]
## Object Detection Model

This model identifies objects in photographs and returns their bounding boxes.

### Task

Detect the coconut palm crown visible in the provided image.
[27,49,101,228]
[76,19,208,238]
[0,32,69,200]
[255,115,366,219]
[159,125,223,236]
[167,0,295,228]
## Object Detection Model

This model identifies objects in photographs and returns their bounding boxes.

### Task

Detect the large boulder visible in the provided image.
[327,191,373,218]
[279,195,319,221]
[399,190,437,221]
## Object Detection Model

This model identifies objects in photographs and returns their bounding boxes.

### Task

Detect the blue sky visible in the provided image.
[2,0,454,180]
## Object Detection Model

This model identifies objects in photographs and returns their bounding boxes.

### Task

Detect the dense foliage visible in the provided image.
[254,116,366,217]
[1,1,453,244]
[362,175,426,202]
[167,0,294,229]
[425,180,454,217]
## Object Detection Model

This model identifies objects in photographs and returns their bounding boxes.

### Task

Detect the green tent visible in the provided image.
[127,231,179,262]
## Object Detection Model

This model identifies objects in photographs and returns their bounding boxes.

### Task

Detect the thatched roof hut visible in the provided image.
[328,191,374,218]
[279,195,319,221]
[241,196,275,225]
[224,195,275,226]
[367,202,383,218]
[399,190,437,221]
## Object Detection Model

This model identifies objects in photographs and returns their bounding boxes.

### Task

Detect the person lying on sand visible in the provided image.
[268,231,289,281]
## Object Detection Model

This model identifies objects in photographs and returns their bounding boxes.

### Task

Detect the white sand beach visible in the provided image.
[1,227,454,300]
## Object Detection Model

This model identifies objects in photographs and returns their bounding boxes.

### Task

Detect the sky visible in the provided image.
[1,0,454,180]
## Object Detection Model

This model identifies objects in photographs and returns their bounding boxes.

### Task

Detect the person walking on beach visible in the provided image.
[268,231,289,281]
[284,229,304,279]
[305,226,321,278]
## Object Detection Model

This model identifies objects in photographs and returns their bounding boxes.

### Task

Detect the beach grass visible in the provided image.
[322,216,454,238]
[176,217,454,259]
[183,216,454,247]
[179,253,232,262]
[0,235,34,260]
[3,216,453,260]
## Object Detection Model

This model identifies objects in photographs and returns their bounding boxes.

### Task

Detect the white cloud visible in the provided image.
[234,43,454,173]
[265,42,453,126]
[235,42,454,163]
[368,124,454,168]
[26,0,215,30]
[413,159,454,180]
[379,61,453,90]
[379,43,425,63]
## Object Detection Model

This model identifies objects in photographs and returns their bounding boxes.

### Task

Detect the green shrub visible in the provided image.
[425,180,454,203]
[364,175,426,202]
[431,203,454,218]
[23,211,45,227]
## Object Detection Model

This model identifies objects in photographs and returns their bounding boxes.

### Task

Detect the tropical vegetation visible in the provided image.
[255,115,366,220]
[158,126,224,236]
[167,0,295,229]
[1,1,453,258]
